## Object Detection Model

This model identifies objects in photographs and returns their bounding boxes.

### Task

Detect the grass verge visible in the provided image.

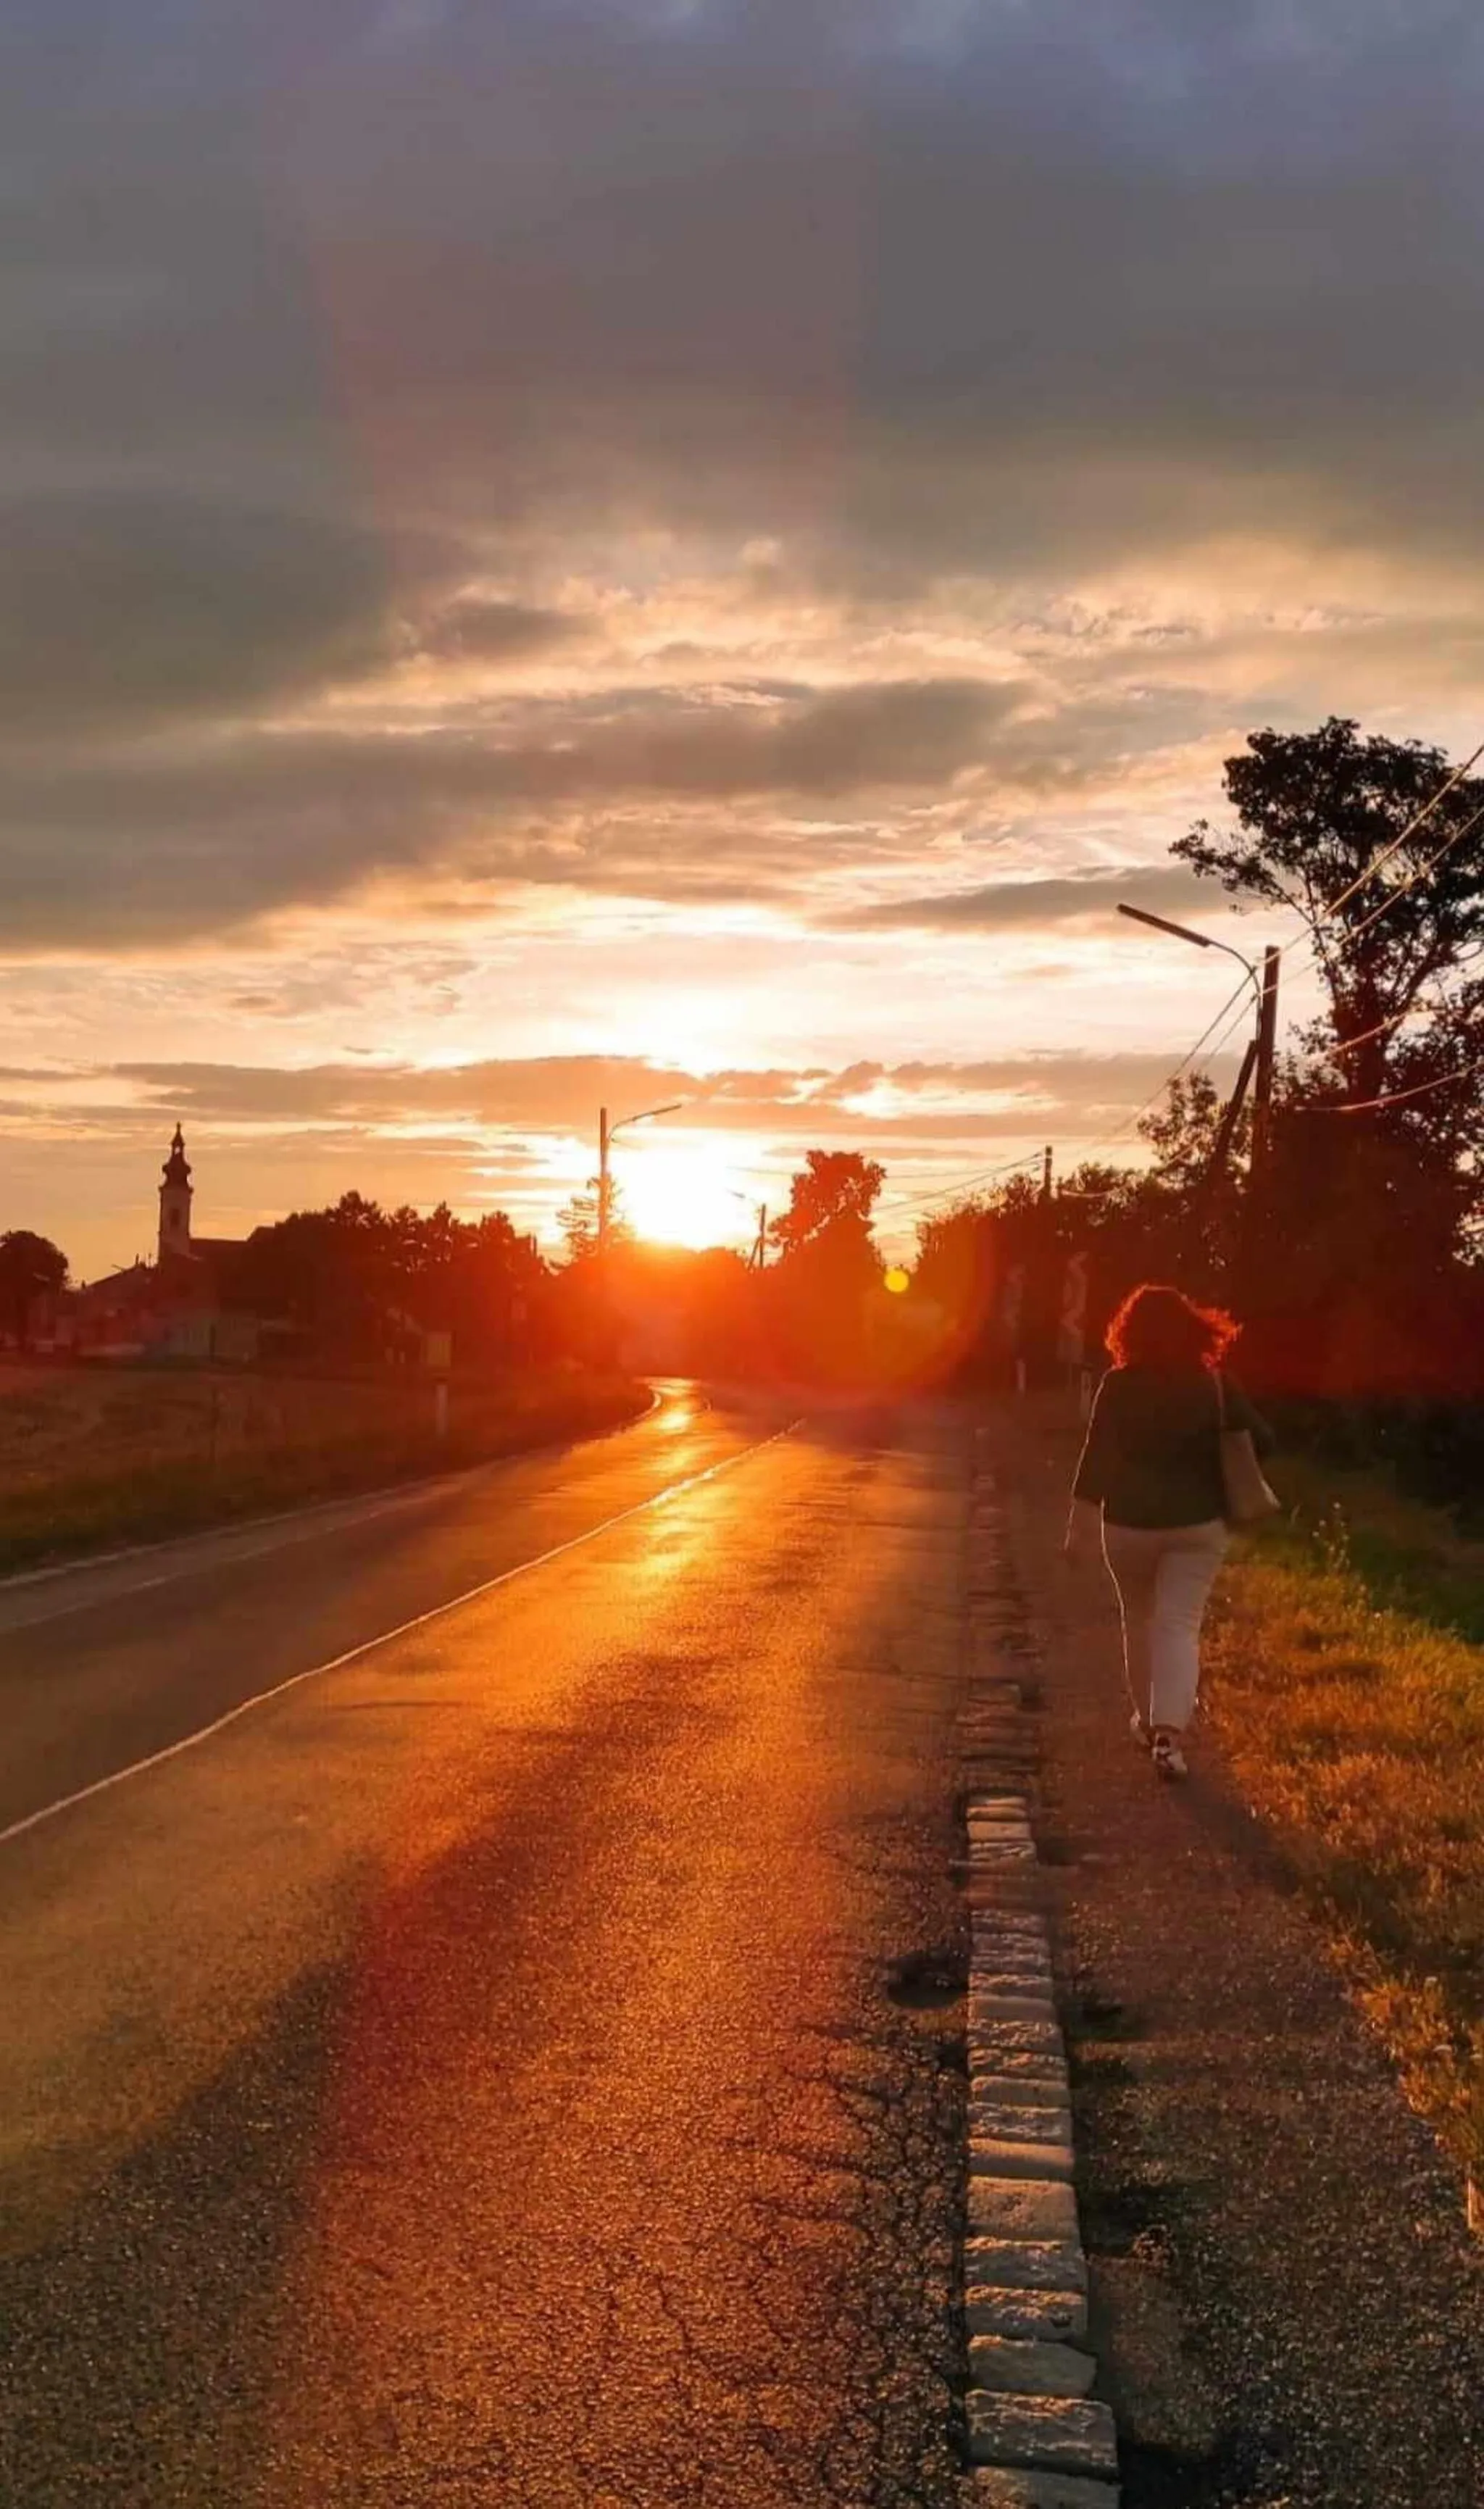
[1206,1461,1484,2184]
[0,1370,648,1576]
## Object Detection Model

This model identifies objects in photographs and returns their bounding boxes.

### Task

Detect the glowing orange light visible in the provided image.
[622,1141,756,1249]
[883,1267,911,1295]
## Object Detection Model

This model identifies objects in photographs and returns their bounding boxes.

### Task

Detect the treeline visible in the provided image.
[227,1194,547,1366]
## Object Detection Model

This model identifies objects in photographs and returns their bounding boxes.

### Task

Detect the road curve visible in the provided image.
[0,1389,971,2508]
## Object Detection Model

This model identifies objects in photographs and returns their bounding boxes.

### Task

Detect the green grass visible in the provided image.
[1206,1462,1484,2182]
[1266,1449,1484,1644]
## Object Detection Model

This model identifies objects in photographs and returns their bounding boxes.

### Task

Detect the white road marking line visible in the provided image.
[0,1421,799,1852]
[0,1385,672,1619]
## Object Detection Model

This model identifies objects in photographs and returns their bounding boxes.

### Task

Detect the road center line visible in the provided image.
[0,1421,798,1852]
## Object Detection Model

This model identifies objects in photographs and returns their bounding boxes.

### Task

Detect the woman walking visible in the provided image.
[1065,1283,1275,1780]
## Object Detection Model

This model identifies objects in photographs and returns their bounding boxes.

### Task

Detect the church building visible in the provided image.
[66,1127,261,1361]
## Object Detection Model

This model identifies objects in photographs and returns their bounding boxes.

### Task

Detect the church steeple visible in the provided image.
[158,1123,193,1261]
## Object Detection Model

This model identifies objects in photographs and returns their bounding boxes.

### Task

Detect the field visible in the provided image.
[1206,1452,1484,2186]
[0,1360,646,1573]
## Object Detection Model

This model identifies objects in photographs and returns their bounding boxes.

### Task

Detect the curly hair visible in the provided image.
[1106,1282,1239,1371]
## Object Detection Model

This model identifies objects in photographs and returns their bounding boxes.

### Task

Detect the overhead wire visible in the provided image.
[1282,777,1484,1102]
[1312,1057,1484,1117]
[882,972,1255,1236]
[1053,969,1254,1175]
[1279,736,1484,962]
[874,1147,1044,1224]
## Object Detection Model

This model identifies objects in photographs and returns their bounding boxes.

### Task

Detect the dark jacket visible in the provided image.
[1072,1362,1275,1530]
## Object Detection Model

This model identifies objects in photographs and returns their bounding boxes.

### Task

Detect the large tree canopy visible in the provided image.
[1176,717,1484,1273]
[1175,717,1484,1110]
[769,1150,885,1256]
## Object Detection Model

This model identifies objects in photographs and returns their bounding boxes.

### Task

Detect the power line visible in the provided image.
[1055,970,1254,1174]
[884,974,1256,1236]
[1310,1054,1484,1117]
[1338,794,1484,951]
[1275,790,1484,1081]
[1282,736,1484,962]
[875,1147,1044,1225]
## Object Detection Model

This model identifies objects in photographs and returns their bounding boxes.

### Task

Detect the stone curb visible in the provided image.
[961,1468,1120,2505]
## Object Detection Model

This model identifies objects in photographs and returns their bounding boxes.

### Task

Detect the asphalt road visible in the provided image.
[0,1384,972,2508]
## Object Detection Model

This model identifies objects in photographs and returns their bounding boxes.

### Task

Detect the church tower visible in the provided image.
[158,1123,193,1263]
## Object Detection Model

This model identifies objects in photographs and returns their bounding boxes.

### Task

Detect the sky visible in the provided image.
[6,0,1484,1274]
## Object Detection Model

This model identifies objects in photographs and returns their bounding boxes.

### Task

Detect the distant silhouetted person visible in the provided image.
[1065,1283,1275,1779]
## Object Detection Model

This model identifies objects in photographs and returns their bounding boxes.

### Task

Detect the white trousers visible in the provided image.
[1102,1518,1227,1734]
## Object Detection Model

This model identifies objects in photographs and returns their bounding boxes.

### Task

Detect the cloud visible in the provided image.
[835,865,1214,933]
[110,1046,1220,1142]
[0,493,445,736]
[9,4,1484,581]
[413,599,588,663]
[5,0,1483,999]
[0,678,1038,947]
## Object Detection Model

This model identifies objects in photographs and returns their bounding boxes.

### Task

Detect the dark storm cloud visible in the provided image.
[5,0,1484,938]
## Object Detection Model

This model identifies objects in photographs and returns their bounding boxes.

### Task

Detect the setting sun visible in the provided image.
[617,1139,762,1252]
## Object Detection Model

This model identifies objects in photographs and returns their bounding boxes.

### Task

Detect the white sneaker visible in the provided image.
[1151,1729,1188,1780]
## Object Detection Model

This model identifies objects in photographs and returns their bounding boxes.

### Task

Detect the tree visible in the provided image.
[1172,717,1484,1389]
[769,1150,885,1255]
[0,1230,68,1348]
[764,1150,885,1386]
[235,1197,398,1356]
[1175,717,1484,1207]
[556,1177,630,1265]
[235,1194,549,1366]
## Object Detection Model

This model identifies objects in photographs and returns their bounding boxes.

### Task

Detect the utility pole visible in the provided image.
[1250,946,1280,1178]
[596,1098,682,1253]
[1041,1144,1054,1202]
[753,1203,767,1271]
[1117,902,1277,1191]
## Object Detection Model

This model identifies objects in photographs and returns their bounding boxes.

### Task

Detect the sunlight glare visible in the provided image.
[620,1139,758,1250]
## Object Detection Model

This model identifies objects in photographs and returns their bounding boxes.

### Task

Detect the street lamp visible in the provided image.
[598,1100,682,1252]
[1115,902,1260,1004]
[1116,902,1280,1176]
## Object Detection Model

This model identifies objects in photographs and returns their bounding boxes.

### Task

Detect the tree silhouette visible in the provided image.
[1175,717,1484,1153]
[557,1178,630,1263]
[1175,718,1484,1347]
[768,1150,885,1254]
[0,1230,68,1349]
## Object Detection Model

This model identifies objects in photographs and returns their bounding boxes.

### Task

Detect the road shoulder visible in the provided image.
[980,1395,1484,2508]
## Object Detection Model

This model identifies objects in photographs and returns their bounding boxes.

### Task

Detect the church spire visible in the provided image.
[158,1123,193,1260]
[162,1123,191,1189]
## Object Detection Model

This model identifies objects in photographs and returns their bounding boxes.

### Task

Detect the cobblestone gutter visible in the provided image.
[962,1464,1120,2509]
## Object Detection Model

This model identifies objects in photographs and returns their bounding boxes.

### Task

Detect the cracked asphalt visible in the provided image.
[0,1388,972,2508]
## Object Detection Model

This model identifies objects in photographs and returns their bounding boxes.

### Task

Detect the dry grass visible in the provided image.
[0,1361,645,1571]
[1207,1476,1484,2181]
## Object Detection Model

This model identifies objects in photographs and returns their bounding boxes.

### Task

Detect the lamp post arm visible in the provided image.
[1116,902,1260,1007]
